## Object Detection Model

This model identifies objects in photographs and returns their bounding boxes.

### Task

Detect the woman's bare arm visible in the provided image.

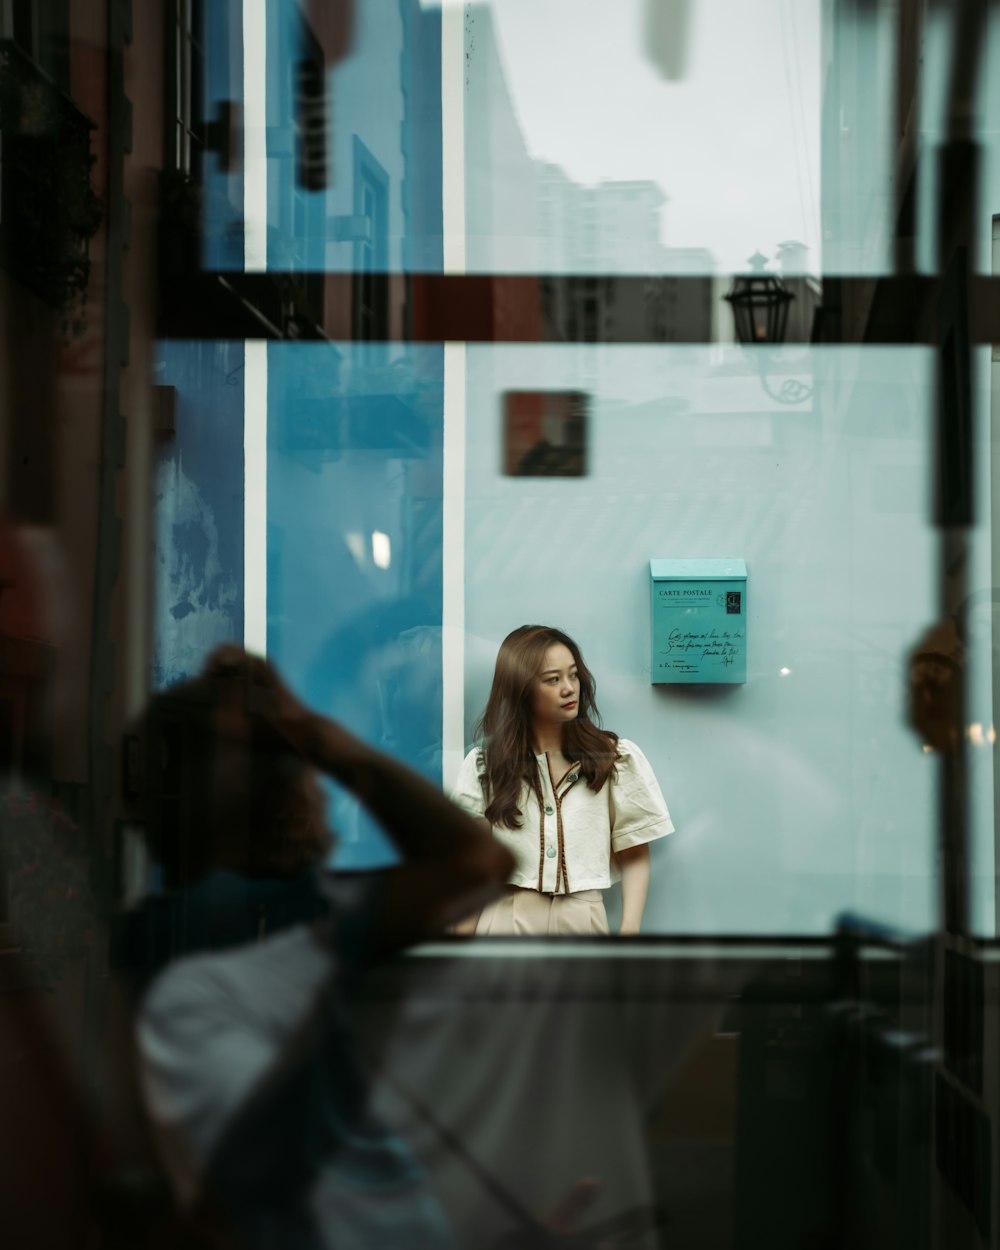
[618,843,650,935]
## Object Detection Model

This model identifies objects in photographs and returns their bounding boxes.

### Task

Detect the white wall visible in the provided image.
[461,344,995,935]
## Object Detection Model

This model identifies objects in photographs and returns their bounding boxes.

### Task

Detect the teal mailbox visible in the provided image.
[650,558,747,684]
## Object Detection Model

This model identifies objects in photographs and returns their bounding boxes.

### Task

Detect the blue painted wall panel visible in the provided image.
[266,342,444,868]
[202,0,245,270]
[152,342,245,687]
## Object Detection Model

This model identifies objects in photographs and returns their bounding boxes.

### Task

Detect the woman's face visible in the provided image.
[529,642,581,732]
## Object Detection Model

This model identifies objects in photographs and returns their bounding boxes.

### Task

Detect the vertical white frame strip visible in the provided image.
[442,342,466,787]
[243,0,268,270]
[243,2,268,652]
[441,4,466,787]
[441,2,466,276]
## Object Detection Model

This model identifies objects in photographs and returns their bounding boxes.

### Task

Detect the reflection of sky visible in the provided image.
[472,0,821,273]
[434,1,1000,277]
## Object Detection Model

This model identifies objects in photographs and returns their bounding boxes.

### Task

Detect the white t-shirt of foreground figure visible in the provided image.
[137,918,455,1250]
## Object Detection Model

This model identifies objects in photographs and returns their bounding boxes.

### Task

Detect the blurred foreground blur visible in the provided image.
[3,3,1000,1247]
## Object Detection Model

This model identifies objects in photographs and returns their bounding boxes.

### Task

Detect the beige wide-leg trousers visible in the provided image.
[475,886,609,936]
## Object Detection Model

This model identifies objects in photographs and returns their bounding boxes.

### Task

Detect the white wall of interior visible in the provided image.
[458,345,995,935]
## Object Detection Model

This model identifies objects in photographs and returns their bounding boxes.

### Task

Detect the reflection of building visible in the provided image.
[263,0,443,336]
[467,8,714,345]
[535,179,715,343]
[775,240,822,342]
[538,165,667,273]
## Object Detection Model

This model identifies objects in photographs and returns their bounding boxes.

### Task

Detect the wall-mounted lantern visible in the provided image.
[724,250,812,405]
[724,250,794,346]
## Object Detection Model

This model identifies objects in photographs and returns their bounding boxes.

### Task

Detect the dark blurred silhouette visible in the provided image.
[643,0,692,80]
[122,645,512,1249]
[908,617,963,754]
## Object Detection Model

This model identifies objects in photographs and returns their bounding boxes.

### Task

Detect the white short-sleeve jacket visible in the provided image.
[451,739,674,894]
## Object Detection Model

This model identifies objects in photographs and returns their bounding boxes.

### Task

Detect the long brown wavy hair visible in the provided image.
[474,625,619,829]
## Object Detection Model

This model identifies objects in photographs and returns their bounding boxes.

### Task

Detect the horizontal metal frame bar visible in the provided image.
[157,270,1000,345]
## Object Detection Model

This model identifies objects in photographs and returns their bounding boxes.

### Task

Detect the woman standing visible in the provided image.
[452,625,674,935]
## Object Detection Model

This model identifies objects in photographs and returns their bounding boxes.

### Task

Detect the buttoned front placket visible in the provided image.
[535,754,583,893]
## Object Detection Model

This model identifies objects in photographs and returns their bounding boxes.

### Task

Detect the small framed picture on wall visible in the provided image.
[502,390,589,477]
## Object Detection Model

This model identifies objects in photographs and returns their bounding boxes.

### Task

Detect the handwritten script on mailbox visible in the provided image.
[652,583,746,683]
